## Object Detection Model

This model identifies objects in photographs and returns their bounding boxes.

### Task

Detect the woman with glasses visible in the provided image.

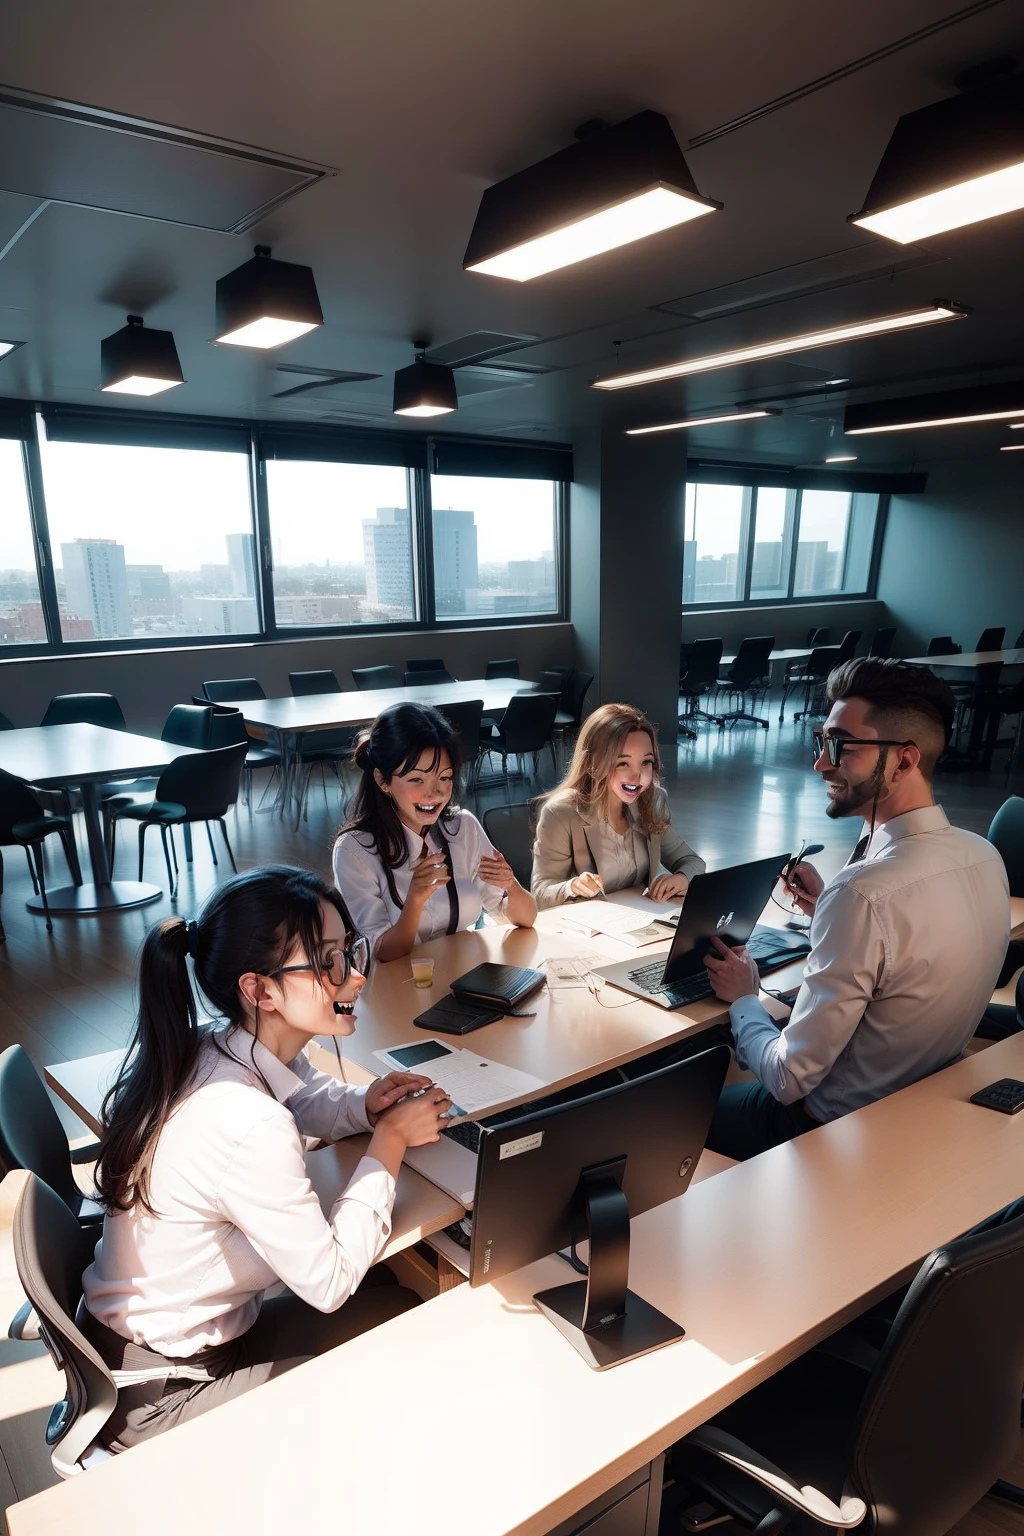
[81,865,452,1451]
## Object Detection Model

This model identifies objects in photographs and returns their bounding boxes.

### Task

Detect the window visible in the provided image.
[683,483,748,605]
[429,475,558,619]
[264,459,416,627]
[683,480,882,607]
[0,440,45,645]
[38,433,258,641]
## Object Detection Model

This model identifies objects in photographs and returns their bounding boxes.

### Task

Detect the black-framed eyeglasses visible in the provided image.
[270,933,371,988]
[812,732,914,767]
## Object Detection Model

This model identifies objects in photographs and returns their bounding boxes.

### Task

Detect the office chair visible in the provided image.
[484,693,560,795]
[804,626,831,646]
[714,637,774,729]
[482,803,534,889]
[201,677,265,703]
[974,965,1024,1043]
[106,744,248,894]
[1016,627,1024,650]
[405,669,453,688]
[435,699,485,788]
[198,704,281,811]
[405,658,453,681]
[12,1174,117,1476]
[352,665,402,691]
[984,795,1024,985]
[0,1045,102,1222]
[834,629,861,665]
[867,625,896,658]
[679,639,723,731]
[976,626,1005,653]
[670,1208,1024,1536]
[99,704,215,858]
[789,645,841,723]
[926,636,960,657]
[0,769,83,937]
[485,658,519,679]
[289,669,342,695]
[40,693,126,731]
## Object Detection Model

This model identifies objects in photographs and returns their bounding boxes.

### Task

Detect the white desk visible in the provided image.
[14,1033,1024,1536]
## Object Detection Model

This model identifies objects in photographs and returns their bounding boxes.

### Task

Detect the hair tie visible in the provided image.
[185,919,200,958]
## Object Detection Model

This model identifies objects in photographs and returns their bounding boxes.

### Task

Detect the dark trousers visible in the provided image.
[705,1081,816,1161]
[83,1268,420,1452]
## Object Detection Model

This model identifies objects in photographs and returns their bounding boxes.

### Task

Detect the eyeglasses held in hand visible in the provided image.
[812,732,914,767]
[271,933,371,987]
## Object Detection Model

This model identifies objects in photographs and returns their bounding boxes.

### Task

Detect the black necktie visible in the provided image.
[849,833,871,864]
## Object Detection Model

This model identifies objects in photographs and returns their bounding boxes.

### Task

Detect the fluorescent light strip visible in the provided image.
[847,406,1024,436]
[853,160,1024,244]
[626,408,775,436]
[467,187,715,282]
[1001,444,1024,452]
[592,304,966,391]
[1011,422,1024,430]
[825,454,857,463]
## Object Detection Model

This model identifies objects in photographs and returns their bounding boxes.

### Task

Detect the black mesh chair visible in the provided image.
[40,693,126,730]
[435,699,485,788]
[352,665,402,691]
[406,658,453,681]
[405,668,453,687]
[670,1208,1024,1536]
[0,1045,101,1223]
[784,645,841,723]
[0,769,82,936]
[484,693,560,795]
[106,744,248,896]
[714,637,774,729]
[482,803,534,889]
[927,636,960,657]
[867,625,896,658]
[12,1175,117,1476]
[201,677,265,703]
[680,639,723,731]
[485,658,519,680]
[976,626,1006,653]
[289,669,342,695]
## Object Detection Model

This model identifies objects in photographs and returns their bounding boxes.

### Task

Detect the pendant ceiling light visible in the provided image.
[844,380,1024,436]
[393,343,458,417]
[100,315,184,396]
[213,245,323,348]
[463,111,721,282]
[849,62,1024,244]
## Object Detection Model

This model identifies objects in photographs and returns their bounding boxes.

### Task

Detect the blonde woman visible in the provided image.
[532,703,705,910]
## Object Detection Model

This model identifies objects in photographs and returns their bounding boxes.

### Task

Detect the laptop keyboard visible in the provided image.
[627,927,809,1004]
[442,1101,530,1157]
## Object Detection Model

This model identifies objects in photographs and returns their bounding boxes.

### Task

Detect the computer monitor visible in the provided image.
[468,1045,729,1370]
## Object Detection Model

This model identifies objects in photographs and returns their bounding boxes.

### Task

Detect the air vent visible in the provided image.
[653,242,947,321]
[457,361,554,379]
[0,82,335,233]
[424,331,539,367]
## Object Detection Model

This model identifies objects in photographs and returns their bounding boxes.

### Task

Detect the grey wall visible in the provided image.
[682,598,889,653]
[0,621,573,732]
[878,457,1024,655]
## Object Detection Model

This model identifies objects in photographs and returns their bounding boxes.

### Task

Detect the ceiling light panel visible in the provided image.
[844,380,1024,436]
[592,304,968,390]
[393,356,458,417]
[100,314,184,396]
[464,111,720,281]
[213,245,323,349]
[626,408,779,436]
[850,73,1024,243]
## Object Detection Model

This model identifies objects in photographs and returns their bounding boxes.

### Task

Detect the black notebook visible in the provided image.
[450,962,546,1008]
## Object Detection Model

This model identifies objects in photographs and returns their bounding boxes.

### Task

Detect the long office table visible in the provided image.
[904,649,1024,766]
[903,648,1024,669]
[14,1031,1024,1536]
[0,724,202,913]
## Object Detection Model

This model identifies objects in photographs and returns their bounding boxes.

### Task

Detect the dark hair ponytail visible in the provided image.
[97,865,354,1213]
[339,702,462,870]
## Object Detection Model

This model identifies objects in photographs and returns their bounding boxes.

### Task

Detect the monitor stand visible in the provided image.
[533,1161,684,1371]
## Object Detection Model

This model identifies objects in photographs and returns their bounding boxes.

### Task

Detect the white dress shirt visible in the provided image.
[83,1029,394,1357]
[332,808,507,956]
[729,805,1010,1122]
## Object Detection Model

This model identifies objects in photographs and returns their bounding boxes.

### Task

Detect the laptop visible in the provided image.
[592,853,811,1010]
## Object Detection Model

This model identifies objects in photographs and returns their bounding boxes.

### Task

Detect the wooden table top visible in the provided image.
[15,1033,1024,1536]
[0,724,200,788]
[219,677,540,734]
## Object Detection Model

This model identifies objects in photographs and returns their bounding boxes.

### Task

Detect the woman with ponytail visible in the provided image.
[333,701,536,960]
[82,865,452,1451]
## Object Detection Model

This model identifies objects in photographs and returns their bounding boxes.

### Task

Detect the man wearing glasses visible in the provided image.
[704,657,1010,1160]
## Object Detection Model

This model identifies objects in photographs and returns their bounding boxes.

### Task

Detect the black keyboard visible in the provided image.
[441,1101,531,1157]
[627,927,810,1006]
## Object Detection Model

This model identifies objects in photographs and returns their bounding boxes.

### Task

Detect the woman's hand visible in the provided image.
[364,1071,432,1126]
[648,873,689,902]
[782,860,824,918]
[374,1086,454,1148]
[478,850,516,890]
[406,848,450,909]
[570,871,604,900]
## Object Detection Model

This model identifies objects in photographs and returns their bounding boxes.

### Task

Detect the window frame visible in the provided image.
[0,408,570,659]
[682,480,888,613]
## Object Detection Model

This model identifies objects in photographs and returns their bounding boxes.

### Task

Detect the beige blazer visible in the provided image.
[531,789,706,910]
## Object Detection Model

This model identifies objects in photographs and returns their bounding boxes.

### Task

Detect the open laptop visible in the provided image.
[593,854,811,1010]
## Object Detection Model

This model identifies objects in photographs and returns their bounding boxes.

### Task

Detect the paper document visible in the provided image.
[374,1038,545,1117]
[559,898,679,947]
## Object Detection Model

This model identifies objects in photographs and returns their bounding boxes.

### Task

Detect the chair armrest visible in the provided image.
[71,1138,102,1165]
[684,1426,867,1529]
[9,1299,41,1341]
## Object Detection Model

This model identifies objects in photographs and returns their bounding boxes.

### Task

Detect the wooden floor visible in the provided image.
[1,706,1022,1529]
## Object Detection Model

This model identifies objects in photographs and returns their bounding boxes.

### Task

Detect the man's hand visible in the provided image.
[365,1071,432,1125]
[782,860,824,918]
[704,935,761,1003]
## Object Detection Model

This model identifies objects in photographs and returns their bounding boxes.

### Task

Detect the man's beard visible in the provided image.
[825,753,889,820]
